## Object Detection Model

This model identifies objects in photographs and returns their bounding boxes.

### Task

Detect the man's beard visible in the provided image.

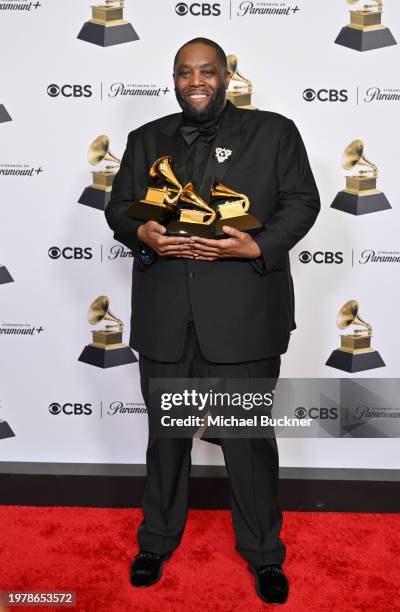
[175,82,227,123]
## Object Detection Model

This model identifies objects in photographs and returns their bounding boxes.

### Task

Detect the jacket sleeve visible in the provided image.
[252,118,320,273]
[104,131,155,266]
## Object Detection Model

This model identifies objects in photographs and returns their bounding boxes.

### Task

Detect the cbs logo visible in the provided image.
[303,88,348,102]
[47,84,93,98]
[49,403,93,416]
[48,247,93,260]
[299,251,344,264]
[175,2,221,16]
[294,407,338,420]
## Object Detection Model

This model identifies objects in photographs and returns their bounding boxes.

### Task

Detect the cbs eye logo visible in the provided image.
[48,246,93,260]
[175,2,221,16]
[49,403,62,415]
[46,84,93,98]
[303,88,348,102]
[299,250,344,264]
[49,402,93,415]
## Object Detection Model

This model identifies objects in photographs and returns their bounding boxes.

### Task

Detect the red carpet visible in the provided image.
[0,506,399,611]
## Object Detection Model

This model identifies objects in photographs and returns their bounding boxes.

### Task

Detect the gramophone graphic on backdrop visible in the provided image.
[0,104,12,123]
[78,135,121,210]
[326,300,385,372]
[78,295,137,369]
[0,417,15,441]
[226,54,256,110]
[0,265,13,285]
[77,0,139,47]
[126,156,263,237]
[331,139,391,215]
[335,0,397,51]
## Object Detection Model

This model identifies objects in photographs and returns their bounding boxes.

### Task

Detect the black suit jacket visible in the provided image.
[104,101,320,363]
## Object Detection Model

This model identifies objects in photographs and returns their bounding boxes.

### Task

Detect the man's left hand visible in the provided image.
[189,225,262,261]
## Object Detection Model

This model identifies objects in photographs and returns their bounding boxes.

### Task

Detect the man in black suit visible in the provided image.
[105,37,320,605]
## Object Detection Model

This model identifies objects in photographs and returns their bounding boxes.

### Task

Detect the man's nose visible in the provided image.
[188,71,204,87]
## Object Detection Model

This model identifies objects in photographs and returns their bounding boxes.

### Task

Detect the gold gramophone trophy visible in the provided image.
[78,135,121,211]
[331,139,391,215]
[77,0,139,47]
[326,299,385,372]
[78,295,137,368]
[335,0,396,51]
[0,104,12,123]
[0,417,15,440]
[126,156,183,223]
[0,265,13,285]
[166,183,217,237]
[211,182,263,236]
[226,55,256,110]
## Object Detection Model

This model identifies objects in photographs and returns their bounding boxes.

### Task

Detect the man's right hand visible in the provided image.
[137,220,194,258]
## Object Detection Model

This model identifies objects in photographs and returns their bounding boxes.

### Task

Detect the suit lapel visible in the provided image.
[199,101,246,201]
[155,116,187,185]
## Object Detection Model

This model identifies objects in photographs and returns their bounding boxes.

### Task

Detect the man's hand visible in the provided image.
[189,225,262,261]
[137,220,194,258]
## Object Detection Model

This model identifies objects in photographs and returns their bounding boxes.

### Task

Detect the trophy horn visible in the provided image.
[88,135,121,166]
[336,299,372,334]
[180,183,216,225]
[88,295,124,331]
[211,181,250,213]
[341,139,378,177]
[226,54,253,93]
[149,156,183,204]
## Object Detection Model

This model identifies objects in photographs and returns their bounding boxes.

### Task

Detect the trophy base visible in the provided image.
[77,21,139,47]
[215,215,263,237]
[78,186,111,211]
[0,266,14,284]
[335,26,397,51]
[0,104,12,123]
[331,190,391,215]
[0,421,15,440]
[0,420,15,440]
[78,344,137,369]
[166,220,213,238]
[326,349,385,373]
[126,201,170,223]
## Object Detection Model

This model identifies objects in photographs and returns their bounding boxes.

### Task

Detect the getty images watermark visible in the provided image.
[148,378,313,438]
[148,378,400,439]
[159,388,312,431]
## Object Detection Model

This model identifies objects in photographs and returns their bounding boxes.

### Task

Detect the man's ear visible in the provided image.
[224,70,232,89]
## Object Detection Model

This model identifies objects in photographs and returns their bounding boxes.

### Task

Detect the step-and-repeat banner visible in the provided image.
[1,0,399,468]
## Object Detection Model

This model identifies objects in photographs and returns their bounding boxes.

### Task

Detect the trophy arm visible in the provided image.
[360,155,378,177]
[164,187,182,206]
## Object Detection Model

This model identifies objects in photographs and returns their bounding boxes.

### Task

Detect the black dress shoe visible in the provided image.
[249,563,289,604]
[130,550,172,588]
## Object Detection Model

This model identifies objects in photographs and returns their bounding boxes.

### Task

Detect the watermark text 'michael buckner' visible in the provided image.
[161,414,312,428]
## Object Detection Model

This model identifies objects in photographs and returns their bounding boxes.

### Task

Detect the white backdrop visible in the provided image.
[1,0,399,467]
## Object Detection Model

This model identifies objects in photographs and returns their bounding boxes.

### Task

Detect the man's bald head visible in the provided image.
[173,37,227,73]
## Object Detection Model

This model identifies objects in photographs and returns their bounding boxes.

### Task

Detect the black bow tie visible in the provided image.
[180,124,219,147]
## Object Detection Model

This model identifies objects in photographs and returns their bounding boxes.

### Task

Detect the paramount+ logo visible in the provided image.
[299,251,344,264]
[175,2,221,16]
[303,88,348,103]
[49,402,93,416]
[47,84,93,98]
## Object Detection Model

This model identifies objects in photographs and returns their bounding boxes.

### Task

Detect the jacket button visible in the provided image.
[189,272,195,279]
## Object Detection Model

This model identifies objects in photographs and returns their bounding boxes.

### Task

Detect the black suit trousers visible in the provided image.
[137,324,286,567]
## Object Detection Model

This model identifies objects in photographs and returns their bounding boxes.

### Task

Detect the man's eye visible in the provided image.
[203,71,213,77]
[180,71,191,77]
